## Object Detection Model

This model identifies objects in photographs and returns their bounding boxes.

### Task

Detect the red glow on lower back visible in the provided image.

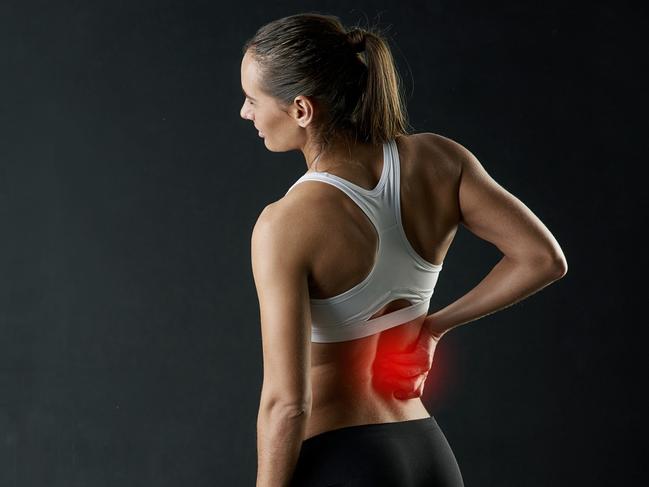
[370,333,457,409]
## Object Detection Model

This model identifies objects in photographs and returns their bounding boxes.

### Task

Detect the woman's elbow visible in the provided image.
[547,251,568,280]
[523,248,568,281]
[533,236,568,280]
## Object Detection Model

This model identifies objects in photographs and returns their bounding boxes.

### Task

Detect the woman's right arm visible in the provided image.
[375,134,569,400]
[425,134,568,337]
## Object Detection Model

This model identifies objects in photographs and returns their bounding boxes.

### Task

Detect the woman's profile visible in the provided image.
[241,12,568,487]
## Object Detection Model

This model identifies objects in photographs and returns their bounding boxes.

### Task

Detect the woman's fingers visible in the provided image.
[381,369,427,388]
[382,350,426,365]
[375,331,439,400]
[394,390,416,399]
[377,361,428,378]
[395,386,422,400]
[381,374,417,391]
[391,373,428,399]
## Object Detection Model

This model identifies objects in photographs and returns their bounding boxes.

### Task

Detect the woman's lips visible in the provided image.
[258,131,264,137]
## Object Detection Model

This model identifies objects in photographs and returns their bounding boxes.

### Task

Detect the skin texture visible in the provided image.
[242,49,568,487]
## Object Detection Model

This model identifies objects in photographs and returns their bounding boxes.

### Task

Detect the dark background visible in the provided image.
[1,1,646,485]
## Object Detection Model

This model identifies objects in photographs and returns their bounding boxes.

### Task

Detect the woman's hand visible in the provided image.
[375,324,445,400]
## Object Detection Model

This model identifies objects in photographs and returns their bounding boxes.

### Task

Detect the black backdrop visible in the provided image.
[2,1,646,485]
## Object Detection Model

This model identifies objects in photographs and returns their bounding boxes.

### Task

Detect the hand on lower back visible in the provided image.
[374,323,444,400]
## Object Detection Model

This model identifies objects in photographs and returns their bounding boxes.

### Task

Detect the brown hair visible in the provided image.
[241,12,413,154]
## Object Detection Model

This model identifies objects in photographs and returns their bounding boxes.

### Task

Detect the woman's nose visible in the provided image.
[240,103,251,120]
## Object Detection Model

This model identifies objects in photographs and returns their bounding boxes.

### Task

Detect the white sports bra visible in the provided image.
[285,138,443,343]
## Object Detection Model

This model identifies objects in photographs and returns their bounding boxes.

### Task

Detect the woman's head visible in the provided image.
[239,12,412,156]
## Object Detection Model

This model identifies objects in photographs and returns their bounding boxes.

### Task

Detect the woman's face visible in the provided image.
[239,50,310,151]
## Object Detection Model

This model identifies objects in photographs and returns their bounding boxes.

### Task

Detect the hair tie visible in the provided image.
[347,28,366,53]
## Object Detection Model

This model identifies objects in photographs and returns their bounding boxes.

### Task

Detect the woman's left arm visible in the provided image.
[251,203,314,487]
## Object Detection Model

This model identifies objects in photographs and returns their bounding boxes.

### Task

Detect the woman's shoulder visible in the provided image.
[260,180,334,244]
[252,197,324,268]
[397,131,464,183]
[401,130,466,157]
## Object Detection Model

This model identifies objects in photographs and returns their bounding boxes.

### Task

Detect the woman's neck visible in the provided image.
[305,136,380,174]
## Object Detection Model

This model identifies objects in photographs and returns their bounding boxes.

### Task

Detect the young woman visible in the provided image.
[241,12,567,487]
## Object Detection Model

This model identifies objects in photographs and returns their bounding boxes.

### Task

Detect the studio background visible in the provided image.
[1,1,645,486]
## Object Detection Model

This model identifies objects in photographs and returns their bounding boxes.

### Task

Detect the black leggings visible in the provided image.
[289,416,464,487]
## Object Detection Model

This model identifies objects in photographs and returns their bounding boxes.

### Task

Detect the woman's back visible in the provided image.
[279,132,462,439]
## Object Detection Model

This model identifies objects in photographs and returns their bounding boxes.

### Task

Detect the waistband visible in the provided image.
[301,416,439,450]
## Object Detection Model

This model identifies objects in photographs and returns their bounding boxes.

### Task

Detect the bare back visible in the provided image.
[282,133,462,440]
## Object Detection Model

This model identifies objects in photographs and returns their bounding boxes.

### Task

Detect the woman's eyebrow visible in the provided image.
[242,87,257,101]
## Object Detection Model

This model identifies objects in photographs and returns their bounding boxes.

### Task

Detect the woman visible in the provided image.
[241,13,567,487]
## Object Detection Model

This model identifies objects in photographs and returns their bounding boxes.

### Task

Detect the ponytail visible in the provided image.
[352,28,411,144]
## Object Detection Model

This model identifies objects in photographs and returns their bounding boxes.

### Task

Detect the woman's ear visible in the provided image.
[292,95,315,128]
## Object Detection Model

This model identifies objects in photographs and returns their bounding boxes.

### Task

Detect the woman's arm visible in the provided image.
[378,135,568,400]
[425,135,567,337]
[251,204,314,487]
